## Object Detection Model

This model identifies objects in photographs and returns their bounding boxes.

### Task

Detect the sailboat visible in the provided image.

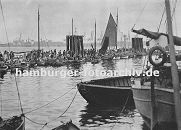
[99,13,117,60]
[131,0,181,129]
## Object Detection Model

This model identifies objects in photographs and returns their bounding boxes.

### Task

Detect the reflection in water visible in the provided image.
[0,58,147,130]
[101,60,115,71]
[132,57,145,70]
[67,63,83,70]
[79,105,141,129]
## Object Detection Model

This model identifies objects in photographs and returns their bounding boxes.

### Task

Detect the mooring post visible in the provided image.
[165,0,181,130]
[151,74,157,130]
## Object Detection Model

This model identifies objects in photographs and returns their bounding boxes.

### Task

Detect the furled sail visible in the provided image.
[132,28,181,46]
[99,13,117,54]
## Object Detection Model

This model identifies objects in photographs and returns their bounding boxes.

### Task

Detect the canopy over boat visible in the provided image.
[99,13,117,54]
[132,28,181,46]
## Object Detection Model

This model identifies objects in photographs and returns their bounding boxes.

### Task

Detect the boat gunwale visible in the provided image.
[78,76,131,84]
[132,86,181,93]
[15,118,25,130]
[133,97,175,106]
[78,83,131,89]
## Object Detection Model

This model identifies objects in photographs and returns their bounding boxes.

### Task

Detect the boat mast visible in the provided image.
[116,8,118,50]
[94,20,96,53]
[72,18,74,55]
[165,0,181,129]
[38,8,40,51]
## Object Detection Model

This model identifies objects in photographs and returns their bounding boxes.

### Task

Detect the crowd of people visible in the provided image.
[0,47,146,68]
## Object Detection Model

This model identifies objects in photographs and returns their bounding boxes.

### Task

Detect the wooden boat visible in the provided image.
[91,59,99,64]
[77,76,134,107]
[101,55,114,60]
[0,64,8,72]
[131,29,181,129]
[120,55,129,59]
[91,57,100,64]
[36,59,46,66]
[113,56,120,60]
[0,114,25,130]
[52,120,80,130]
[131,0,181,127]
[132,79,180,129]
[0,65,8,78]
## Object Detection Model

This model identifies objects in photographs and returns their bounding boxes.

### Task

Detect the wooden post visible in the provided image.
[116,8,118,50]
[94,21,96,55]
[38,8,40,51]
[21,114,25,130]
[165,0,181,130]
[151,75,157,130]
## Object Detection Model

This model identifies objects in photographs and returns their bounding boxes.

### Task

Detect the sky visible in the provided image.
[0,0,181,43]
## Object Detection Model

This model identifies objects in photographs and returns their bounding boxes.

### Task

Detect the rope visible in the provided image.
[0,84,2,116]
[171,0,177,21]
[24,86,76,114]
[0,0,10,52]
[132,0,150,29]
[157,6,165,32]
[173,13,177,35]
[40,20,50,49]
[39,90,78,130]
[163,0,178,30]
[14,74,24,114]
[172,0,178,35]
[25,116,45,126]
[110,91,131,130]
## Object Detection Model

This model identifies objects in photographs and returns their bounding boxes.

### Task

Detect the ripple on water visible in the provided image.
[0,58,145,130]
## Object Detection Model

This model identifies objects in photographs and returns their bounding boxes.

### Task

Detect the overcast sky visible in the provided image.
[0,0,181,42]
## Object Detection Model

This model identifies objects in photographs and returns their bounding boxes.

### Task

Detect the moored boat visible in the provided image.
[131,28,181,129]
[101,54,114,60]
[77,76,134,107]
[120,55,129,59]
[91,58,100,64]
[131,0,181,127]
[132,80,180,129]
[52,120,80,130]
[0,114,25,130]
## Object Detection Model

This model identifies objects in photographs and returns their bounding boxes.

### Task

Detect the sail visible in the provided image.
[99,37,109,54]
[99,13,117,54]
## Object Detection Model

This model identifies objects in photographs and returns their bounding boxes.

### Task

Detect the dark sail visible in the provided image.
[99,37,109,54]
[99,13,117,54]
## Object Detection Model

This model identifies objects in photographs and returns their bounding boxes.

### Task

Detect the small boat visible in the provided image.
[0,65,8,78]
[120,55,129,59]
[113,55,120,60]
[101,55,114,60]
[36,60,45,66]
[52,120,80,130]
[0,62,8,73]
[69,59,81,65]
[0,114,25,130]
[77,76,134,107]
[91,58,100,64]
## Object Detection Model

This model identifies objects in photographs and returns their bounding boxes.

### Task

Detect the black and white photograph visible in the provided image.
[0,0,181,130]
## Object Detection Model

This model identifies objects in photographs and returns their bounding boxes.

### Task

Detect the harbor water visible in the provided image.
[0,47,148,130]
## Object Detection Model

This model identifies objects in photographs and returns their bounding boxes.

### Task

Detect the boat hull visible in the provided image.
[120,55,129,59]
[77,77,134,107]
[0,114,25,130]
[132,86,180,129]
